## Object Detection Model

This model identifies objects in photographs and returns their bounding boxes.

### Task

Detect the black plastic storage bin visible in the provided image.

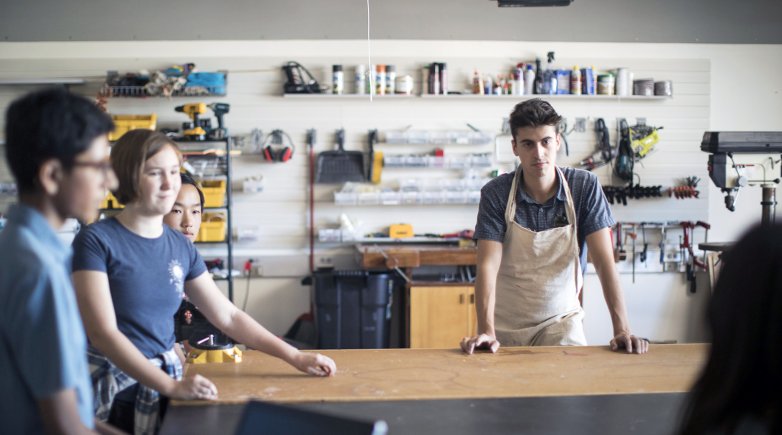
[314,270,392,349]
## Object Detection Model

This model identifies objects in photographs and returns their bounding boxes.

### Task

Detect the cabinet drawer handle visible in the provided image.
[459,294,465,304]
[470,294,475,304]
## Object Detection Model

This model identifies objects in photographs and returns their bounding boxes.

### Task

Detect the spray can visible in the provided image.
[431,63,440,95]
[355,65,366,95]
[332,65,344,95]
[375,65,386,95]
[385,65,396,95]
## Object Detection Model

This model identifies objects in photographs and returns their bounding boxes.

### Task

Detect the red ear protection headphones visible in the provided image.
[262,129,295,163]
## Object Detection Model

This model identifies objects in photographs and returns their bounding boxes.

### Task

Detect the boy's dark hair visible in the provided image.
[509,99,562,136]
[4,87,114,194]
[111,129,181,204]
[180,172,205,210]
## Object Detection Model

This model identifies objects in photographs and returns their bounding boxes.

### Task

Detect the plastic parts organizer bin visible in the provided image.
[108,114,157,142]
[196,212,226,242]
[200,179,226,208]
[314,270,392,349]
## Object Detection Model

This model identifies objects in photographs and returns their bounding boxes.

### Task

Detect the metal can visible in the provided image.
[395,75,414,95]
[597,74,615,95]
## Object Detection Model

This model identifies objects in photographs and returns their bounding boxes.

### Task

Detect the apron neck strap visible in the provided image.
[506,166,577,229]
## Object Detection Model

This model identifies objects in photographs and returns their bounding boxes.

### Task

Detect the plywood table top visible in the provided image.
[178,344,707,405]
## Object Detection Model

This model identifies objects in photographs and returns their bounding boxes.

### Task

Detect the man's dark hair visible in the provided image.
[678,223,782,434]
[509,98,562,135]
[4,87,114,193]
[180,172,205,210]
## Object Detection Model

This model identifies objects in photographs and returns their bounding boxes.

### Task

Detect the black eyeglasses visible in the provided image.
[71,161,114,176]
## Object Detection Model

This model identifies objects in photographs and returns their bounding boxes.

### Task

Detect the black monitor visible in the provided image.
[234,400,388,435]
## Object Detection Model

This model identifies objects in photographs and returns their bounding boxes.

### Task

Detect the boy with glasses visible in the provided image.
[0,87,122,434]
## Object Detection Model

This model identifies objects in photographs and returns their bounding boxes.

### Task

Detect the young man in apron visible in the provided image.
[461,99,648,355]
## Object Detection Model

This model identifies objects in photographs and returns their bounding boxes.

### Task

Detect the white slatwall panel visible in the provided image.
[0,44,710,336]
[0,54,709,266]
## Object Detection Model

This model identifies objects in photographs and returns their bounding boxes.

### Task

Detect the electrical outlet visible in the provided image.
[318,256,333,266]
[254,264,264,277]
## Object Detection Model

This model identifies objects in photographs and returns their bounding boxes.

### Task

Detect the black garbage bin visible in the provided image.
[314,270,392,349]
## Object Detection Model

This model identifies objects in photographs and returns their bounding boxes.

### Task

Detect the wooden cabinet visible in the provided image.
[409,285,476,349]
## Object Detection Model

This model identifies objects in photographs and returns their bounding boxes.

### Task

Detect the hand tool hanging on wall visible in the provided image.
[368,129,383,184]
[640,223,648,264]
[557,118,571,156]
[680,221,711,293]
[613,223,627,262]
[577,118,612,171]
[630,122,663,159]
[315,129,366,183]
[626,225,637,283]
[669,176,701,199]
[614,119,634,181]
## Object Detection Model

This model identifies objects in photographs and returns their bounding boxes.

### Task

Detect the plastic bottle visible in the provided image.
[472,69,482,95]
[386,65,396,95]
[484,75,493,96]
[515,64,524,96]
[533,58,543,94]
[543,51,557,95]
[355,65,366,95]
[524,64,535,95]
[556,69,570,94]
[439,63,448,95]
[421,65,429,95]
[570,65,582,95]
[332,65,344,95]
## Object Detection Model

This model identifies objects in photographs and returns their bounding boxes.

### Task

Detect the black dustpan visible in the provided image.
[315,129,366,183]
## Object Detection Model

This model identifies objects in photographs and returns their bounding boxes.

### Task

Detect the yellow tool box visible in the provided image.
[108,114,157,141]
[389,223,414,239]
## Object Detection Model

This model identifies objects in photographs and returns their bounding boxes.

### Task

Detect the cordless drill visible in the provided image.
[207,102,230,139]
[175,103,207,140]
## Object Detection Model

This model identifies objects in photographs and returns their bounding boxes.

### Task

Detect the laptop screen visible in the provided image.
[234,400,389,435]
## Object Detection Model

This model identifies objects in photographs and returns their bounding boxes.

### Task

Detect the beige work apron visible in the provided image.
[494,166,587,346]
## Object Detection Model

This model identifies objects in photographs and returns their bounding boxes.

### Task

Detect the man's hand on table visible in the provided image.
[460,333,500,355]
[610,332,649,354]
[292,351,337,376]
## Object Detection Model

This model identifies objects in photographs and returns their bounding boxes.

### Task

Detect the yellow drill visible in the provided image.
[175,103,207,140]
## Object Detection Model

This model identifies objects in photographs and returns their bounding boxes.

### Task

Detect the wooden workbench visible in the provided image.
[179,344,707,405]
[356,243,477,270]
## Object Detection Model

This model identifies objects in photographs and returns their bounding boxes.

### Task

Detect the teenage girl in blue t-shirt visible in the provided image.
[72,130,336,433]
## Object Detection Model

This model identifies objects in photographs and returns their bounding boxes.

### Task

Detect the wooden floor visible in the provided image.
[179,344,707,405]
